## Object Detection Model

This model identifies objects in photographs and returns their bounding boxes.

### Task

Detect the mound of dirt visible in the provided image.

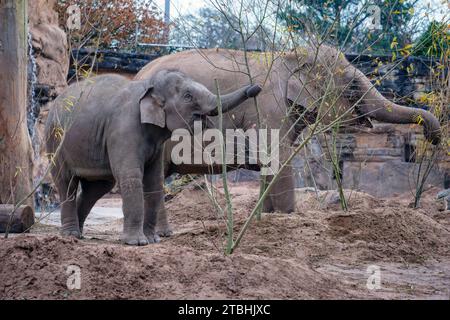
[168,183,449,263]
[325,208,449,263]
[0,235,351,299]
[1,181,449,299]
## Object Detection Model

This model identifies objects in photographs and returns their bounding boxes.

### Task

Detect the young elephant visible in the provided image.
[45,71,261,245]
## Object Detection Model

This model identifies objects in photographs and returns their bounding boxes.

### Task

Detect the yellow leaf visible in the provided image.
[415,114,424,125]
[392,52,397,61]
[403,44,413,50]
[14,167,22,178]
[390,39,398,49]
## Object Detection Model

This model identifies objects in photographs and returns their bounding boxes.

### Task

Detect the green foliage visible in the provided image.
[280,0,360,45]
[280,0,418,53]
[414,21,450,58]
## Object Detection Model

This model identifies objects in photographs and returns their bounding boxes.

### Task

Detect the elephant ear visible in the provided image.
[139,84,166,128]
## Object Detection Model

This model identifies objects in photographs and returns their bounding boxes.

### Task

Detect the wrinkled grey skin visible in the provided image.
[45,70,261,245]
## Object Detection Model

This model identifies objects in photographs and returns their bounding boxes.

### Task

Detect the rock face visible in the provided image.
[345,54,437,108]
[29,0,68,97]
[28,0,69,196]
[294,123,449,198]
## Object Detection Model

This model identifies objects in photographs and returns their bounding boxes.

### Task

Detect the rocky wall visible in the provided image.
[29,0,68,100]
[294,123,449,197]
[28,0,69,202]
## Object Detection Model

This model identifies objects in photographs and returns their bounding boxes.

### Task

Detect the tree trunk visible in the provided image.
[0,0,33,207]
[0,204,34,233]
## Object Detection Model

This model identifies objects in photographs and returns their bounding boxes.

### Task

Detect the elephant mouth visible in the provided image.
[351,106,374,128]
[355,115,373,128]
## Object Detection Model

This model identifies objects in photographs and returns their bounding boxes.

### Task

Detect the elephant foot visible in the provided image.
[264,198,295,214]
[60,229,82,239]
[262,201,274,213]
[144,226,161,243]
[145,232,161,244]
[121,232,149,246]
[275,207,294,214]
[79,221,86,234]
[156,226,173,237]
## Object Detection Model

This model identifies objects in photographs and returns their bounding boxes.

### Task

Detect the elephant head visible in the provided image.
[136,69,261,132]
[285,45,441,145]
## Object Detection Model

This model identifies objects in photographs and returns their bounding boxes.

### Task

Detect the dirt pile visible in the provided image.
[167,183,449,264]
[0,235,351,299]
[1,182,449,299]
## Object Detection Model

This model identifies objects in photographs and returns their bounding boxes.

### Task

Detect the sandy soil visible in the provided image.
[1,181,449,300]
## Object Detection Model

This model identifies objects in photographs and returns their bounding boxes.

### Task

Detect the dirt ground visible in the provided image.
[1,180,449,300]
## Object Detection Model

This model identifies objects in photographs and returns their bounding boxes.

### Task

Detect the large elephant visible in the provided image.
[135,44,442,236]
[45,71,261,245]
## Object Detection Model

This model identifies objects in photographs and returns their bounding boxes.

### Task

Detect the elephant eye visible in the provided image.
[183,92,193,103]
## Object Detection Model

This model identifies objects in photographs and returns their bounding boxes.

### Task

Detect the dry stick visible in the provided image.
[326,123,348,211]
[230,0,269,221]
[414,146,438,208]
[300,137,320,202]
[231,119,320,253]
[414,41,449,207]
[214,79,234,254]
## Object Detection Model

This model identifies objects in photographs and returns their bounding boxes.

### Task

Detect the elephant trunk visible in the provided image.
[207,84,262,116]
[352,69,441,145]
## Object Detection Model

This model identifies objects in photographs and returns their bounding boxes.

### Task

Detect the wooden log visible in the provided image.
[0,0,34,207]
[0,204,34,233]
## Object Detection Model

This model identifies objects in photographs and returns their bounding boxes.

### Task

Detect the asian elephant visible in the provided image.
[135,44,441,236]
[45,70,261,245]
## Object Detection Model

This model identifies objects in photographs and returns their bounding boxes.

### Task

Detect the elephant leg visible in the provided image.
[262,183,274,212]
[143,190,163,243]
[156,155,173,237]
[54,174,81,238]
[155,206,173,237]
[263,165,296,213]
[142,152,166,243]
[117,169,148,246]
[77,179,115,233]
